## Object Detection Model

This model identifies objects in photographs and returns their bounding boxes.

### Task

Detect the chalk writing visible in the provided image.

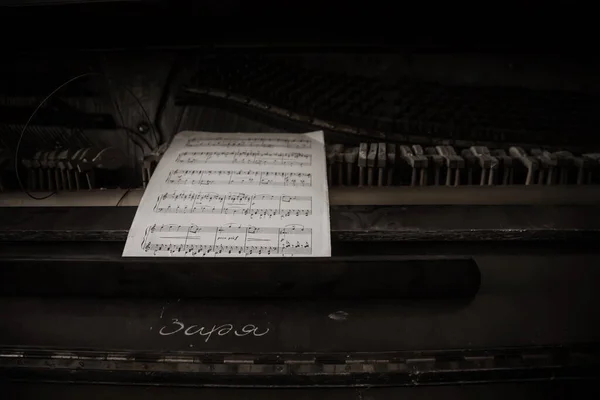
[158,318,270,342]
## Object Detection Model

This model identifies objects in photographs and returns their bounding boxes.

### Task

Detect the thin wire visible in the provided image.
[115,187,132,207]
[117,126,153,150]
[15,71,158,200]
[122,86,161,147]
[14,72,99,200]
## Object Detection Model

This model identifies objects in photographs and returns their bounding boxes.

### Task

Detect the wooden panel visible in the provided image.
[0,205,599,242]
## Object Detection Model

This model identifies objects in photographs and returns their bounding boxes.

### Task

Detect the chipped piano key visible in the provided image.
[400,145,428,186]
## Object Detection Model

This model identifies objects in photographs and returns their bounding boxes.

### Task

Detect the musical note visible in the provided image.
[185,137,311,149]
[165,169,312,187]
[140,224,312,257]
[153,191,312,219]
[176,151,312,166]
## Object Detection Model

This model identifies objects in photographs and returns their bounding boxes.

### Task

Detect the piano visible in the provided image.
[1,1,599,398]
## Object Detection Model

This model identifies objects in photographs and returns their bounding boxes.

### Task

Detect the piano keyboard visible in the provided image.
[326,143,600,187]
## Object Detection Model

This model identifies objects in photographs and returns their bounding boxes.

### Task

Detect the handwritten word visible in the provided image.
[159,319,269,342]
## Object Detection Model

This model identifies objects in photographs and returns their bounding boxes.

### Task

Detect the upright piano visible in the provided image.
[1,1,599,398]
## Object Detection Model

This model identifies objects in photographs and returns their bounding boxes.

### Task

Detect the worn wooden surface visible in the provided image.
[4,186,600,207]
[4,382,599,400]
[2,253,600,352]
[0,205,598,242]
[0,253,480,298]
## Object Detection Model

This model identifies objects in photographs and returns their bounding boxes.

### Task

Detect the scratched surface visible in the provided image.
[1,254,600,352]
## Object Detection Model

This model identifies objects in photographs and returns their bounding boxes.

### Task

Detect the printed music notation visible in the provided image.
[141,223,312,257]
[123,131,331,258]
[176,151,312,166]
[153,191,312,218]
[166,169,312,187]
[185,137,311,149]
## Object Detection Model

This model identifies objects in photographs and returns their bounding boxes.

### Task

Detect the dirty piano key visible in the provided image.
[424,146,443,186]
[573,153,591,185]
[400,145,417,186]
[400,145,427,186]
[469,146,498,186]
[583,153,600,183]
[435,145,464,186]
[326,145,335,185]
[376,142,386,186]
[541,151,558,184]
[367,143,377,186]
[531,149,557,185]
[332,144,345,186]
[411,145,429,186]
[358,143,368,186]
[345,147,359,186]
[461,149,477,185]
[386,144,396,186]
[510,147,538,185]
[553,151,574,184]
[491,149,513,185]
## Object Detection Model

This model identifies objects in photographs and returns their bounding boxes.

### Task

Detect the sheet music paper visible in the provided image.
[122,131,331,257]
